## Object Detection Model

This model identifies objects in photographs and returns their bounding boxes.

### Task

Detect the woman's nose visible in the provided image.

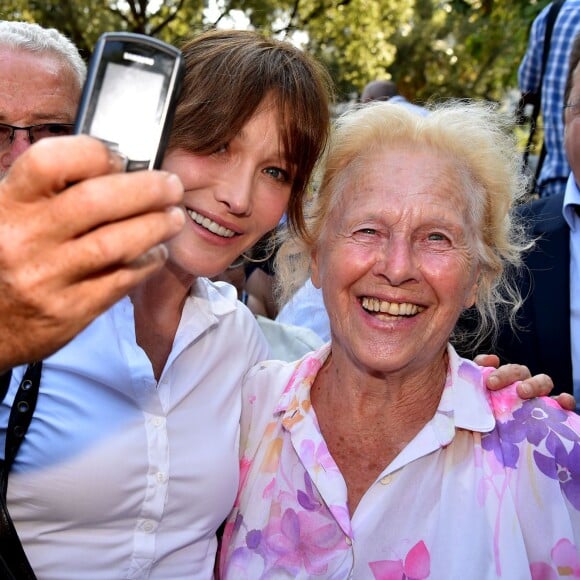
[215,166,253,216]
[374,237,418,286]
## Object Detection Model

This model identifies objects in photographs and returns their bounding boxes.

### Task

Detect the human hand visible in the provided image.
[0,135,185,372]
[476,354,576,412]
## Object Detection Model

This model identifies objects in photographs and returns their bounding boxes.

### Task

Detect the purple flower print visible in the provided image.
[534,435,580,510]
[482,429,519,469]
[246,529,262,550]
[297,472,321,511]
[235,505,346,577]
[482,398,576,469]
[509,400,576,446]
[259,507,346,576]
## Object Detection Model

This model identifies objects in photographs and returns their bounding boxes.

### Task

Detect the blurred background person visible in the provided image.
[458,32,580,407]
[361,78,428,116]
[518,0,580,197]
[0,20,85,177]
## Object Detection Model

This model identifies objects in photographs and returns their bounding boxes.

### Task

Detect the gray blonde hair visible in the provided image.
[0,21,86,89]
[275,99,532,349]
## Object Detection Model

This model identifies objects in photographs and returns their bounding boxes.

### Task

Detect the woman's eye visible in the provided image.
[264,166,290,183]
[358,228,377,235]
[427,232,450,242]
[213,143,228,155]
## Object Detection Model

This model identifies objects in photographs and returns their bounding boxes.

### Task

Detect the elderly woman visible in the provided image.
[219,101,580,578]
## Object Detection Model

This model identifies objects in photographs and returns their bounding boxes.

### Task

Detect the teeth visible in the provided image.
[187,210,235,238]
[361,297,424,316]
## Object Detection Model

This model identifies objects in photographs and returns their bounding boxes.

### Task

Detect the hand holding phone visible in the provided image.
[75,32,184,171]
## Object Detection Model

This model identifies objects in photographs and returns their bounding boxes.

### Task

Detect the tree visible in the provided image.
[0,0,550,102]
[0,0,206,57]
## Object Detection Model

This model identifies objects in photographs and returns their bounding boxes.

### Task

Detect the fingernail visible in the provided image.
[165,173,184,201]
[519,382,532,397]
[487,375,499,388]
[109,151,128,172]
[167,206,186,228]
[131,243,169,269]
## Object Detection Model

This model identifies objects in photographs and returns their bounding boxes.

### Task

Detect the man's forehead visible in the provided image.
[0,48,80,123]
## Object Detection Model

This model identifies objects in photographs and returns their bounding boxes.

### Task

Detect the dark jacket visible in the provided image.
[456,193,572,396]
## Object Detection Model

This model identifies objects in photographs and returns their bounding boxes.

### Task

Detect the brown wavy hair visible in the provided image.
[169,29,334,238]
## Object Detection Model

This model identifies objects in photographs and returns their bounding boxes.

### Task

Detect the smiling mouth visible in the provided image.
[361,297,425,317]
[187,209,236,238]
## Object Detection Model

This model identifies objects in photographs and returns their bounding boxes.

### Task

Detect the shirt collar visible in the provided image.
[563,173,580,231]
[275,343,496,436]
[174,278,240,350]
[440,345,496,434]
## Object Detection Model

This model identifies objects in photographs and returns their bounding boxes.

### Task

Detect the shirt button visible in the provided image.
[152,416,165,428]
[142,520,155,533]
[345,536,353,546]
[380,475,392,485]
[156,472,167,484]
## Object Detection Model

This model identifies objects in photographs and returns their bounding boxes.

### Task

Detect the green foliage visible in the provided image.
[1,0,552,102]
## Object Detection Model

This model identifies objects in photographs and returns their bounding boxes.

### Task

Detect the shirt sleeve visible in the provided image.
[518,5,549,94]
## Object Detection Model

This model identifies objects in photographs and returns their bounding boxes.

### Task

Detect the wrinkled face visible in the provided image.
[161,95,292,279]
[0,48,80,177]
[311,146,480,376]
[565,62,580,184]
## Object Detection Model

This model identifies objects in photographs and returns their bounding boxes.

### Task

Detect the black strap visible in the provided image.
[0,370,12,405]
[0,362,42,579]
[523,0,565,180]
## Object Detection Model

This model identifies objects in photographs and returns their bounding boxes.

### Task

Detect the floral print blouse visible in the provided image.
[219,344,580,579]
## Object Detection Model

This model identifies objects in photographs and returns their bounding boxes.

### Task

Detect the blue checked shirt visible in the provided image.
[519,0,580,197]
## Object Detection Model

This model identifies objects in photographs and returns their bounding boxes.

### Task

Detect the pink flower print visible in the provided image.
[530,563,559,580]
[530,538,580,578]
[260,507,346,576]
[553,538,580,576]
[300,438,335,473]
[369,540,431,580]
[238,456,252,492]
[489,383,522,420]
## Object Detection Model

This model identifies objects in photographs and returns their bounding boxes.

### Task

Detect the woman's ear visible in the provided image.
[464,267,481,309]
[310,249,322,289]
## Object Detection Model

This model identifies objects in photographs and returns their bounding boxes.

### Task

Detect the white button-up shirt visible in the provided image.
[1,278,269,579]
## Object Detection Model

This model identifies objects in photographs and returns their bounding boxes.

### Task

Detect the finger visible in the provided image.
[551,393,577,412]
[7,247,172,365]
[51,170,184,240]
[473,354,500,368]
[2,136,123,202]
[62,245,172,319]
[516,374,554,398]
[57,207,185,282]
[486,363,532,390]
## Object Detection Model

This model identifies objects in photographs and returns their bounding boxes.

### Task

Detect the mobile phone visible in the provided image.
[74,32,184,171]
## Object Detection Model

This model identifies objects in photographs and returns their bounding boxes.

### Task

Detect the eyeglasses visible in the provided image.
[564,102,580,114]
[0,122,74,148]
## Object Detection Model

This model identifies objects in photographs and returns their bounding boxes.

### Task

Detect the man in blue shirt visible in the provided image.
[519,0,580,197]
[457,33,580,406]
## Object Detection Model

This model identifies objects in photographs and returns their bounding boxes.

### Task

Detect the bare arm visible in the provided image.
[0,135,184,372]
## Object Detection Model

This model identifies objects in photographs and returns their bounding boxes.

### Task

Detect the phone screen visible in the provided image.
[89,62,165,162]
